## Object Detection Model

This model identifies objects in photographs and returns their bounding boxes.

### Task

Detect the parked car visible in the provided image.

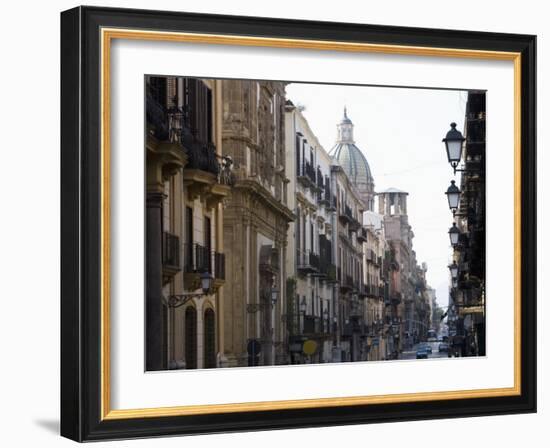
[416,348,428,359]
[438,343,449,352]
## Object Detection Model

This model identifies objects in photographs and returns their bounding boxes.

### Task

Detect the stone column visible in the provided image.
[146,191,165,371]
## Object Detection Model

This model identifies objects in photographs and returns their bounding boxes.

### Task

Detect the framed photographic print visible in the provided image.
[60,6,536,442]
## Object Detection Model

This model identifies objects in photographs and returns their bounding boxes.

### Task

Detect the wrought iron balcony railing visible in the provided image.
[316,167,324,188]
[146,92,170,141]
[339,204,359,229]
[345,204,353,220]
[185,141,219,175]
[320,183,332,207]
[146,90,234,185]
[305,161,316,184]
[184,243,211,273]
[357,227,368,243]
[303,315,318,334]
[297,250,320,275]
[309,252,320,270]
[162,232,181,272]
[339,274,354,292]
[317,252,337,281]
[302,315,331,335]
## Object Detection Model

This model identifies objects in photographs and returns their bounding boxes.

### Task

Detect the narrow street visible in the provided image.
[398,341,449,360]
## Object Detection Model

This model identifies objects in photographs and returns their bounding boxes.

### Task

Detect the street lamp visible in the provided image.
[247,284,279,313]
[270,287,279,306]
[164,271,214,308]
[448,261,459,281]
[448,222,460,248]
[200,271,213,294]
[299,297,307,334]
[445,180,461,214]
[442,122,465,173]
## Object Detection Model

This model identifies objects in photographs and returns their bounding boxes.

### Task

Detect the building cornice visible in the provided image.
[235,179,295,222]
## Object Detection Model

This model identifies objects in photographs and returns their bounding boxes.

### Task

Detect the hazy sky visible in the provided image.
[286,83,468,308]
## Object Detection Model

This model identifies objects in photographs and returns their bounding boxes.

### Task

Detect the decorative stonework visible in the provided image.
[220,79,293,367]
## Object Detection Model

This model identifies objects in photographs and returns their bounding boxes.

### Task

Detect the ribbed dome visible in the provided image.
[329,108,375,210]
[330,141,373,186]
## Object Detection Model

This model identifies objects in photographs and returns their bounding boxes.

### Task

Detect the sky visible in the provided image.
[286,83,468,308]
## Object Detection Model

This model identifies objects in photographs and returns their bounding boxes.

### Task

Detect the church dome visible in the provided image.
[329,108,375,210]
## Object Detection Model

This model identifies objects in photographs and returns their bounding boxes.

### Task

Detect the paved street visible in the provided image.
[398,341,449,360]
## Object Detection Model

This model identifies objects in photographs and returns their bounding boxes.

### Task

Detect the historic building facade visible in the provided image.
[284,102,338,364]
[331,165,367,361]
[362,214,388,360]
[145,76,233,371]
[220,79,294,367]
[145,80,436,370]
[378,188,410,355]
[377,188,432,354]
[330,110,388,361]
[449,91,486,357]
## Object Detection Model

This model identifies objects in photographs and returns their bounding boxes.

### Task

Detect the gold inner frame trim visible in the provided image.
[100,27,522,420]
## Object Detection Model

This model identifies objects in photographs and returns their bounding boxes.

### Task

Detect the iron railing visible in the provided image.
[162,232,181,270]
[184,243,210,273]
[303,315,330,335]
[297,250,319,273]
[146,84,236,184]
[304,161,316,184]
[185,141,219,175]
[146,92,169,141]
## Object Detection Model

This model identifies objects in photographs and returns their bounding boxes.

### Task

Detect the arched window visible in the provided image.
[203,308,216,368]
[184,307,197,369]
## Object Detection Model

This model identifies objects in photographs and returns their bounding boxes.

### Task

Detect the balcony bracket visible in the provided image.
[182,169,217,201]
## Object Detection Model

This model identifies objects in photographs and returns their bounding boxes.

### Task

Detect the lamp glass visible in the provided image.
[449,223,460,247]
[443,122,465,165]
[446,180,460,210]
[446,140,463,164]
[450,265,458,279]
[447,192,460,209]
[271,288,279,305]
[200,272,212,293]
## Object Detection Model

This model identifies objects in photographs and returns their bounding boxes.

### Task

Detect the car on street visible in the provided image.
[416,348,429,359]
[438,343,449,352]
[419,344,432,354]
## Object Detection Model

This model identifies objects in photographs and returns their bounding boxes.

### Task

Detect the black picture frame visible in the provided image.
[61,5,536,442]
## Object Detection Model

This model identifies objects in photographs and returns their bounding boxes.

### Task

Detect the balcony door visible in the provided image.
[203,308,216,368]
[184,307,197,369]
